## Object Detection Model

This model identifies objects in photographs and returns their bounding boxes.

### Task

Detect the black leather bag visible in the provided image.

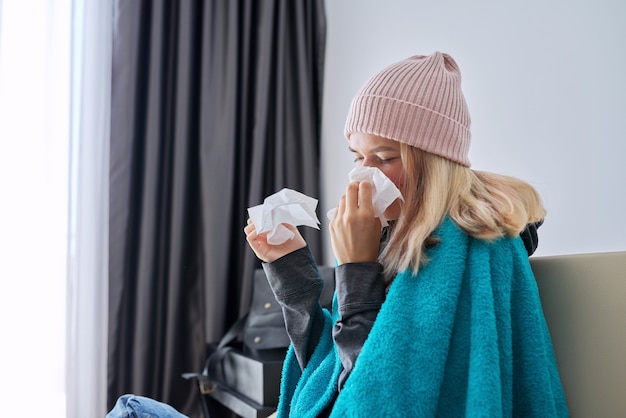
[183,266,335,396]
[243,267,335,359]
[241,269,292,360]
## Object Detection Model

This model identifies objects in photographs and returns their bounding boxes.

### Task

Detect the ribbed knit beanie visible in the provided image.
[344,52,471,167]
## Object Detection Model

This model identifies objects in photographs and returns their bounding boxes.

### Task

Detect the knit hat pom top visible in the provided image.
[344,52,472,167]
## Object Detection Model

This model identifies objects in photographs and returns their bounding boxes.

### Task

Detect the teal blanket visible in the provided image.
[278,217,568,417]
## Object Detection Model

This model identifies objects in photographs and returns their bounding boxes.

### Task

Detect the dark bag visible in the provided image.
[243,267,335,360]
[183,267,335,403]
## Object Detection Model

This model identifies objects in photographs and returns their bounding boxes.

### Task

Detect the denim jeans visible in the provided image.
[106,394,188,418]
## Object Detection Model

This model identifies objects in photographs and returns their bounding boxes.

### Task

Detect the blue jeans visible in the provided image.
[106,394,188,418]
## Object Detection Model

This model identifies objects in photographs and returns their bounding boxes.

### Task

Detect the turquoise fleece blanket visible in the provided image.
[278,217,568,417]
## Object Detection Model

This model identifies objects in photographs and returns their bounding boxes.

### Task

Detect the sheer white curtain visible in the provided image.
[0,1,110,417]
[0,1,70,416]
[66,1,111,417]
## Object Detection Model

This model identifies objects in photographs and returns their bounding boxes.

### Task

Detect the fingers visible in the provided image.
[333,194,346,222]
[244,218,309,264]
[341,181,374,213]
[244,219,269,262]
[244,218,255,235]
[358,181,374,211]
[329,181,381,265]
[245,219,298,239]
[244,218,260,245]
[345,181,360,210]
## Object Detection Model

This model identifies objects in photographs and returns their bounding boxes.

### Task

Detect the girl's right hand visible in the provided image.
[244,219,307,263]
[329,181,382,265]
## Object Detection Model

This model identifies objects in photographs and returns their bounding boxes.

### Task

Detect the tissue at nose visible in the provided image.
[326,166,403,227]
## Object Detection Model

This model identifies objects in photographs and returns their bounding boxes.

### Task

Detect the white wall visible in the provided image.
[320,0,626,264]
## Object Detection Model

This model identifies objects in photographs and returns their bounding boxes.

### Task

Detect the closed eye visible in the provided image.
[378,156,399,164]
[348,147,400,166]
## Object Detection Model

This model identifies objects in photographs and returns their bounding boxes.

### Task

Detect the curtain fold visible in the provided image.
[108,0,326,416]
[67,1,111,417]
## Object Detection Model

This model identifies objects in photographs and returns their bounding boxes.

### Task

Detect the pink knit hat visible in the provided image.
[344,52,471,167]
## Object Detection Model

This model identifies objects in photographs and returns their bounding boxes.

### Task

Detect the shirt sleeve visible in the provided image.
[262,246,325,370]
[332,262,386,389]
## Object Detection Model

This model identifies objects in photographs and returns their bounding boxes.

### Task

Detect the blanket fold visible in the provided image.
[278,217,568,417]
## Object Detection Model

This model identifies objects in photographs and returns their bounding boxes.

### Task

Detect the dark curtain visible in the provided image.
[108,1,326,416]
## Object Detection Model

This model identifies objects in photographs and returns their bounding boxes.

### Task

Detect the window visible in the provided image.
[0,1,71,416]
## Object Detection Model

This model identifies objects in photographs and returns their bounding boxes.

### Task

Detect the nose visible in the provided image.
[361,157,378,168]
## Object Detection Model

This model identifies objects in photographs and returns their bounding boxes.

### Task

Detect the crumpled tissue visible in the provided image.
[327,166,403,227]
[248,188,321,245]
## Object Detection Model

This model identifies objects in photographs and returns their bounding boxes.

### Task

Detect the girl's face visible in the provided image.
[348,132,404,220]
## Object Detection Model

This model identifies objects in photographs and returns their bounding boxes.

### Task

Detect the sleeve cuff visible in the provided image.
[262,246,323,306]
[335,262,386,316]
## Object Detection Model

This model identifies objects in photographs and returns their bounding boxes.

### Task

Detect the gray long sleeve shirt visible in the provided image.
[262,246,387,390]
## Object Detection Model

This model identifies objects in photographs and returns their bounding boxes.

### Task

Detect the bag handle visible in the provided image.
[182,313,249,394]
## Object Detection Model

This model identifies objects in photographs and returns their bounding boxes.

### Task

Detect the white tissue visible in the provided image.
[326,166,403,227]
[248,188,321,245]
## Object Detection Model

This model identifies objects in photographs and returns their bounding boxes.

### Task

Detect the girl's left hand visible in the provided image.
[330,181,381,265]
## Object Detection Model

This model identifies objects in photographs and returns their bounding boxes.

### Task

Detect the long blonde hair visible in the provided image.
[379,143,546,279]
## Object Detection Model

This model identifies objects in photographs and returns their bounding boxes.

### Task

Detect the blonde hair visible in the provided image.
[379,143,546,279]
